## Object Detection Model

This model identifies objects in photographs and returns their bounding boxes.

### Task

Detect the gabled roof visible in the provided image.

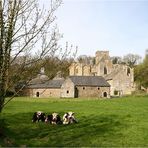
[29,74,49,85]
[19,76,110,89]
[69,76,110,87]
[27,79,65,89]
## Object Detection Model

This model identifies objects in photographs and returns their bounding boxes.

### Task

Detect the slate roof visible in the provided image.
[21,76,110,89]
[69,76,110,87]
[26,79,65,89]
[29,74,49,85]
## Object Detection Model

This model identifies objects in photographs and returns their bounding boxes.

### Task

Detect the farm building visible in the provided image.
[61,76,110,98]
[20,78,65,98]
[16,68,64,98]
[18,71,110,98]
[24,78,65,98]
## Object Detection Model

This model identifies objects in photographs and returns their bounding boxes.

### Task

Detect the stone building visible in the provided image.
[61,76,110,98]
[18,50,134,98]
[69,51,113,76]
[24,78,65,98]
[19,70,110,98]
[105,64,134,96]
[17,68,64,98]
[69,50,135,96]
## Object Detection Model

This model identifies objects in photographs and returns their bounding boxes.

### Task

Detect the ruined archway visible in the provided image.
[104,67,107,75]
[127,67,130,76]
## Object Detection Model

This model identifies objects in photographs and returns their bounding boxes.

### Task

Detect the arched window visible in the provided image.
[75,68,78,74]
[127,68,130,76]
[104,67,107,75]
[103,92,107,97]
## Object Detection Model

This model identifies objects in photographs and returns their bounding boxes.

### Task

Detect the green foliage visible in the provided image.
[0,0,63,112]
[134,55,148,87]
[0,96,148,147]
[43,57,72,79]
[123,54,141,68]
[8,56,72,92]
[111,56,122,64]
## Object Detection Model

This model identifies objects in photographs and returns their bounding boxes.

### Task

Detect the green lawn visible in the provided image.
[0,96,148,147]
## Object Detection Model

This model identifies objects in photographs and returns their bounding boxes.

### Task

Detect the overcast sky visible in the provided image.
[43,0,148,58]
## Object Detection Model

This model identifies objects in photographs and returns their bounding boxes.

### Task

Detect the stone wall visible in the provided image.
[76,86,110,98]
[107,65,135,96]
[60,77,110,98]
[69,51,113,77]
[19,88,33,96]
[32,88,61,98]
[69,63,92,76]
[61,78,75,98]
[22,88,61,98]
[95,51,109,64]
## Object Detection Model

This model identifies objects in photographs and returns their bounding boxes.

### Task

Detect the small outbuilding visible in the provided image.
[17,70,64,98]
[61,76,110,98]
[25,78,65,98]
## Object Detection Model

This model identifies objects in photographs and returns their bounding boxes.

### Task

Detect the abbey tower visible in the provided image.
[69,51,113,76]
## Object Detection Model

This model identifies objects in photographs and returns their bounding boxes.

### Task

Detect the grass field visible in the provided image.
[0,96,148,147]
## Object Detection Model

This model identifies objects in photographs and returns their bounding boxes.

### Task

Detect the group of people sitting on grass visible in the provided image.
[32,111,78,125]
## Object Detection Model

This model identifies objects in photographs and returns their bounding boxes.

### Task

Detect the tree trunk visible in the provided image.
[0,81,5,112]
[0,96,5,113]
[0,0,65,112]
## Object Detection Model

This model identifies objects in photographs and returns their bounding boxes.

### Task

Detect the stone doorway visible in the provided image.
[75,87,79,98]
[36,92,40,97]
[103,92,107,97]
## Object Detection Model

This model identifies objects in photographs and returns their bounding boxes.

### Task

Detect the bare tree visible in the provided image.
[123,53,142,68]
[110,56,122,64]
[77,55,95,65]
[0,0,65,112]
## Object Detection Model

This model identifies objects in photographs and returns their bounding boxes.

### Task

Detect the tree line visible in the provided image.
[134,50,148,88]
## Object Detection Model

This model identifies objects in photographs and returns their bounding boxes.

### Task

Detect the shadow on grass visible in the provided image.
[0,117,16,147]
[1,112,129,147]
[0,118,5,138]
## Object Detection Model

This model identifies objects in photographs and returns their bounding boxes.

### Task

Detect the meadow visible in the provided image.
[0,95,148,147]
